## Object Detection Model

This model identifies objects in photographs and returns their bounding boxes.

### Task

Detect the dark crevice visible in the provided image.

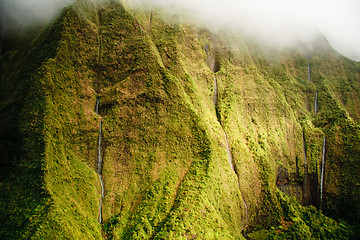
[204,43,248,228]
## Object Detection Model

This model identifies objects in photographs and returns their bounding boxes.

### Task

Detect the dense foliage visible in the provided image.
[1,0,359,239]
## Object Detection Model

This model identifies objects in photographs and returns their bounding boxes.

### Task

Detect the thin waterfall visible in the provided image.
[213,74,248,226]
[213,76,218,105]
[302,131,307,166]
[314,90,318,114]
[95,98,104,223]
[224,130,248,226]
[97,121,102,173]
[307,63,311,81]
[95,98,100,115]
[241,193,248,227]
[224,131,234,171]
[320,137,325,210]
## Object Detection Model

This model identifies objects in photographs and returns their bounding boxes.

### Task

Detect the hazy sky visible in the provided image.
[1,0,359,60]
[140,0,360,60]
[0,0,74,27]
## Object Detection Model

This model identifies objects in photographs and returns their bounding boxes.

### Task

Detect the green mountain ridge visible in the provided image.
[1,0,359,239]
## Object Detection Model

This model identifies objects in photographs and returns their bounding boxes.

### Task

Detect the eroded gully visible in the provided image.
[95,98,104,223]
[213,75,248,226]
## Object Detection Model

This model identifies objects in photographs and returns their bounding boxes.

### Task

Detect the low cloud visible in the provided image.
[1,0,74,28]
[1,0,359,60]
[128,0,360,61]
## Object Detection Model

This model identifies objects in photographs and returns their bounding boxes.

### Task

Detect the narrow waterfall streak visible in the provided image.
[224,130,248,226]
[224,131,234,171]
[98,174,104,223]
[95,98,104,223]
[97,120,104,223]
[238,185,248,227]
[314,90,318,114]
[98,120,102,174]
[320,137,325,210]
[303,132,307,165]
[213,76,218,105]
[307,63,311,81]
[213,74,248,228]
[95,98,100,115]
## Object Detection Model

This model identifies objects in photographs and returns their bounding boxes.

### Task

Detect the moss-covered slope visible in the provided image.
[0,0,359,239]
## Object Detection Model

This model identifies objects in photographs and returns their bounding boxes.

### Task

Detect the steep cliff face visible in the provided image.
[1,0,359,239]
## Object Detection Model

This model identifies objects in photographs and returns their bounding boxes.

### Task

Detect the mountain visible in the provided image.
[1,0,359,239]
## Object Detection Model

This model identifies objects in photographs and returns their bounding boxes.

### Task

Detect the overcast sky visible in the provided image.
[1,0,360,60]
[140,0,360,60]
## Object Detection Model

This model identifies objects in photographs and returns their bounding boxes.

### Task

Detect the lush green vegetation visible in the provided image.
[0,2,102,239]
[249,192,350,240]
[1,0,359,239]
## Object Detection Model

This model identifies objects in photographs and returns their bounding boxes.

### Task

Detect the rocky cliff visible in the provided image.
[1,1,359,239]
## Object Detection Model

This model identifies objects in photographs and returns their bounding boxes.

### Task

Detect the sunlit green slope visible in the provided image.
[0,0,359,239]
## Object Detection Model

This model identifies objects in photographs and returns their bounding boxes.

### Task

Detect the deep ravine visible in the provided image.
[95,98,104,223]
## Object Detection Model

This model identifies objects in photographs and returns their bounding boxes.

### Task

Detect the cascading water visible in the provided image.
[213,76,218,105]
[320,137,325,210]
[314,90,318,114]
[95,98,100,115]
[223,129,248,225]
[303,132,307,166]
[95,98,104,223]
[224,131,234,171]
[213,73,248,226]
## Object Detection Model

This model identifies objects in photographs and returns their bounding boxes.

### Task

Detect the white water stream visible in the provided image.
[224,131,234,171]
[224,130,248,225]
[303,133,307,166]
[320,137,325,210]
[213,74,248,226]
[96,98,104,223]
[213,76,218,105]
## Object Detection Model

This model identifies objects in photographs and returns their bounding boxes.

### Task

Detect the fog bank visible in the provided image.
[1,0,359,60]
[130,0,360,61]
